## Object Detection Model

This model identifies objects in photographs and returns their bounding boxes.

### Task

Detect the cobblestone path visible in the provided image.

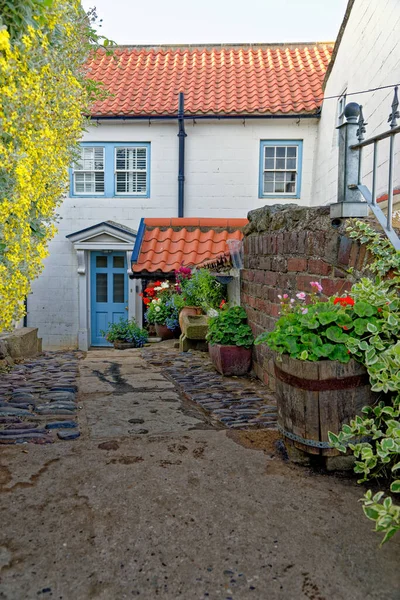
[0,352,82,444]
[142,346,278,430]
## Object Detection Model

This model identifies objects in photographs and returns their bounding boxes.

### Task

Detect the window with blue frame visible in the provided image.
[259,140,302,199]
[71,142,150,197]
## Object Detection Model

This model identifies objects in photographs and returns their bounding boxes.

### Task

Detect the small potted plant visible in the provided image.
[206,304,254,375]
[143,281,180,340]
[176,267,226,328]
[101,318,148,349]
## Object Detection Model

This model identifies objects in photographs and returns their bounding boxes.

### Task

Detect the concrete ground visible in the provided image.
[0,347,399,600]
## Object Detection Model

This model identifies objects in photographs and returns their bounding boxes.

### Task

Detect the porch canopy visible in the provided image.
[130,218,248,279]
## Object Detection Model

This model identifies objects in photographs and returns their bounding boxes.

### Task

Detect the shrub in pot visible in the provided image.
[143,281,180,339]
[101,318,148,349]
[206,305,254,375]
[175,267,226,328]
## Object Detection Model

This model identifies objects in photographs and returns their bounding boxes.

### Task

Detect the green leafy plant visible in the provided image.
[178,268,225,311]
[326,222,400,545]
[206,306,254,348]
[255,283,377,364]
[346,220,400,278]
[101,319,148,347]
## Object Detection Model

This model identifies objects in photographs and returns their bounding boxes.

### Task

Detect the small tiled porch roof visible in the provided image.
[131,218,247,274]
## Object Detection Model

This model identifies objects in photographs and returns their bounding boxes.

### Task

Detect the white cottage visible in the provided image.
[27,41,334,350]
[27,0,399,351]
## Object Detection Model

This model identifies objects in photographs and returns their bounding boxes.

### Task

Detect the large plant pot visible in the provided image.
[178,306,202,330]
[113,341,137,350]
[155,324,175,340]
[274,355,376,461]
[209,344,252,376]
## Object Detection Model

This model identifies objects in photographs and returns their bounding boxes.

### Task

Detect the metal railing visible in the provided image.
[331,86,400,250]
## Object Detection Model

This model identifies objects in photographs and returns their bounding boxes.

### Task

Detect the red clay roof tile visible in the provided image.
[132,218,247,273]
[87,44,334,117]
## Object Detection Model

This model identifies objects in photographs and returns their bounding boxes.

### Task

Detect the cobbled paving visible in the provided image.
[142,347,278,430]
[0,352,82,444]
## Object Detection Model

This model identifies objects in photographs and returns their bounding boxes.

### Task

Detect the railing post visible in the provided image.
[330,102,368,219]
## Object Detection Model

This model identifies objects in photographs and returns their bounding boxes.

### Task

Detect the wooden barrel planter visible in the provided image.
[274,355,376,466]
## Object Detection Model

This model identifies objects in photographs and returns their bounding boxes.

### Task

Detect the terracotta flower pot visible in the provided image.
[208,344,252,376]
[155,323,175,340]
[113,341,138,350]
[178,306,202,330]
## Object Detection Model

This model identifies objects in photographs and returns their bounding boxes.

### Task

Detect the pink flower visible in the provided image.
[310,281,323,293]
[301,308,308,314]
[290,299,295,303]
[283,294,289,299]
[296,292,306,300]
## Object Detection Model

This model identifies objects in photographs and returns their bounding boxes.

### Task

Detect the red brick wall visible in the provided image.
[241,205,370,389]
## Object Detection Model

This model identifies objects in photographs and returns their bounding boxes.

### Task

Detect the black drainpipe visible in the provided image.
[177,92,187,218]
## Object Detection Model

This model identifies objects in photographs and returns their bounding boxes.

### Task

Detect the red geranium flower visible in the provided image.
[143,298,151,305]
[333,296,355,307]
[219,300,226,309]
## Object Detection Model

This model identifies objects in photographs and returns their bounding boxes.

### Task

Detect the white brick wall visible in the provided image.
[312,0,400,206]
[28,118,319,349]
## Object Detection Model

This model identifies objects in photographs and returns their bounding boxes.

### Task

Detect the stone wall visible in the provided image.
[0,328,42,370]
[241,204,370,388]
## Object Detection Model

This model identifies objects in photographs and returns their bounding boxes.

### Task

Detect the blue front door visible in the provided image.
[90,251,128,346]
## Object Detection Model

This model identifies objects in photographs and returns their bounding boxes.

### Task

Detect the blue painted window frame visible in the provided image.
[70,142,151,198]
[259,140,303,199]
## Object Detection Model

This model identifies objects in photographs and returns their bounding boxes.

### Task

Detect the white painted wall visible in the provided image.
[313,0,400,206]
[28,117,319,349]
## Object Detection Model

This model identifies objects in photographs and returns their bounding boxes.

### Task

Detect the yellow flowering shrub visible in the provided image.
[0,1,106,329]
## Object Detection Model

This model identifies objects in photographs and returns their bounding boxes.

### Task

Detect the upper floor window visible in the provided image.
[259,140,303,198]
[115,146,148,195]
[71,142,150,198]
[73,146,105,194]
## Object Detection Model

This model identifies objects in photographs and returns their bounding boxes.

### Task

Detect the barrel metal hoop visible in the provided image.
[277,423,333,448]
[277,424,371,449]
[274,364,369,392]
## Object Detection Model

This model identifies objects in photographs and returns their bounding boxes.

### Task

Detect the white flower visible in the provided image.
[161,282,169,289]
[155,306,161,312]
[154,286,162,291]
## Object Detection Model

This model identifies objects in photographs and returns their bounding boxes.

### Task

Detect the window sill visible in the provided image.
[70,194,150,199]
[259,195,300,200]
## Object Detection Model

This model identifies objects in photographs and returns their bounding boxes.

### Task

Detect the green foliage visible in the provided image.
[255,297,366,363]
[206,306,254,348]
[346,220,400,278]
[361,490,400,545]
[0,0,113,328]
[326,225,400,545]
[101,319,148,347]
[179,269,225,311]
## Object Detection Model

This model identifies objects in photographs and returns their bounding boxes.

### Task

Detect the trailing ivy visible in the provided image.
[0,1,110,329]
[329,221,400,545]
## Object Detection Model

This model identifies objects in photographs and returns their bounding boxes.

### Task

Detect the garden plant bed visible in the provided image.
[0,351,83,444]
[142,343,277,430]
